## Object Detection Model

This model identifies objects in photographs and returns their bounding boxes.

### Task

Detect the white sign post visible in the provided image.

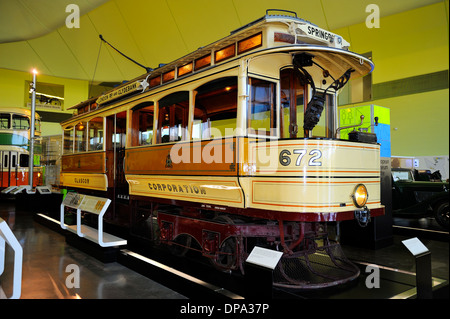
[402,237,432,299]
[244,246,283,299]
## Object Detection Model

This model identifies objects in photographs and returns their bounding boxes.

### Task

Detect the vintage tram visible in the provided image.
[60,11,384,288]
[0,107,42,189]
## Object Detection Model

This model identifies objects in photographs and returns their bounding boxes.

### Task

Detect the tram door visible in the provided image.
[0,151,18,187]
[106,112,128,220]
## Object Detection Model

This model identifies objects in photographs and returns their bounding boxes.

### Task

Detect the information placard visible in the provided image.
[62,192,84,209]
[246,246,283,270]
[402,237,429,256]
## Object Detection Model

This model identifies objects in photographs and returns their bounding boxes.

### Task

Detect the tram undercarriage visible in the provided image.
[129,198,360,289]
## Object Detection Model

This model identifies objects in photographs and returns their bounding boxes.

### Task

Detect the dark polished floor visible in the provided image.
[0,197,186,299]
[1,195,448,299]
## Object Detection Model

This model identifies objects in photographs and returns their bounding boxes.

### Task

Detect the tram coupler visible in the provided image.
[354,207,371,227]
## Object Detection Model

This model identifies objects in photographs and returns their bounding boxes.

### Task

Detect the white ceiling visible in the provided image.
[0,0,443,83]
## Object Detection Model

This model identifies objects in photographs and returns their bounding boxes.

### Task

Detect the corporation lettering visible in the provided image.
[148,182,206,195]
[74,178,90,184]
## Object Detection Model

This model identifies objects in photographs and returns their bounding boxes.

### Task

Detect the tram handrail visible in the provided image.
[0,217,23,299]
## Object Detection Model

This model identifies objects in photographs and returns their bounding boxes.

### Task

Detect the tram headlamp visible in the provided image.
[352,184,368,208]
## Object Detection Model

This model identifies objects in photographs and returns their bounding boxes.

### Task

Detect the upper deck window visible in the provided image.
[194,54,211,71]
[0,113,10,129]
[177,63,193,77]
[193,77,237,140]
[215,44,235,63]
[238,32,262,54]
[12,115,30,130]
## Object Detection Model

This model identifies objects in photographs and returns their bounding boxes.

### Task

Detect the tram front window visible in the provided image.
[280,68,305,138]
[248,77,276,136]
[12,115,30,130]
[280,68,334,139]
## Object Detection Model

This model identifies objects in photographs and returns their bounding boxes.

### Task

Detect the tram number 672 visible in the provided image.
[279,149,322,167]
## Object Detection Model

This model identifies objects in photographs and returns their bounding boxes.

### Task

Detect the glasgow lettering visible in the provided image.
[74,178,90,184]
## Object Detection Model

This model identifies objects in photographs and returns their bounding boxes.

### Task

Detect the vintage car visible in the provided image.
[392,168,449,229]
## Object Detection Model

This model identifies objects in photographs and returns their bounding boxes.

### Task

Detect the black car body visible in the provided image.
[392,168,449,229]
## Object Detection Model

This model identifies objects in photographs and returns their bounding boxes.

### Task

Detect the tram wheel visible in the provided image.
[169,234,192,257]
[210,215,238,271]
[211,237,238,270]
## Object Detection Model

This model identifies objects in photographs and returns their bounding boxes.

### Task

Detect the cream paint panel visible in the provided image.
[248,52,291,79]
[248,177,381,213]
[247,139,381,176]
[126,175,244,208]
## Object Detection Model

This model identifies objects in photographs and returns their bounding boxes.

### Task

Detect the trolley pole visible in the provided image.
[28,69,37,187]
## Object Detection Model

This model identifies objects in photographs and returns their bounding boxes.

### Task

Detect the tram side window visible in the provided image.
[11,154,16,168]
[19,154,29,167]
[193,77,237,140]
[131,104,154,146]
[3,154,8,168]
[248,77,277,136]
[0,113,10,129]
[157,92,189,143]
[12,115,30,130]
[75,122,87,152]
[63,126,74,154]
[88,117,104,151]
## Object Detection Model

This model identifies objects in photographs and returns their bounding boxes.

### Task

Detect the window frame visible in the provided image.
[246,74,279,139]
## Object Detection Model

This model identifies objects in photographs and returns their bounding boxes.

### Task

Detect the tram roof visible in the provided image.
[0,106,40,119]
[68,10,372,114]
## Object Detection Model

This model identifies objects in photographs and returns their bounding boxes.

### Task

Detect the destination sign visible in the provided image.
[296,23,349,49]
[96,80,146,105]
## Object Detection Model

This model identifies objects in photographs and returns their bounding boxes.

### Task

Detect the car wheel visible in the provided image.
[434,201,449,230]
